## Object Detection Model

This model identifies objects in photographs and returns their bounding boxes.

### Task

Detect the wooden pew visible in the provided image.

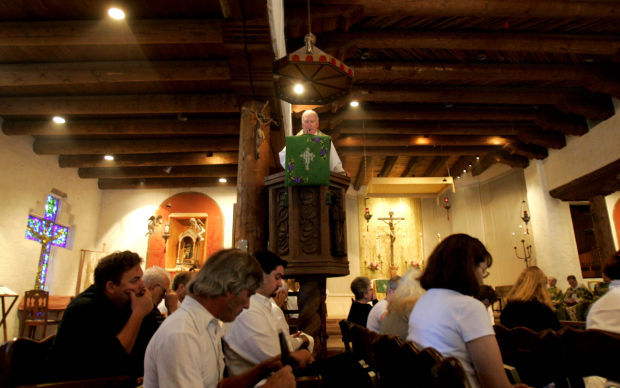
[494,324,620,387]
[340,320,469,388]
[0,335,134,388]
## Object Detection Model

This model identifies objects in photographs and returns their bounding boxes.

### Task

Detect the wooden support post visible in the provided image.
[590,196,616,269]
[234,101,271,253]
[298,277,327,359]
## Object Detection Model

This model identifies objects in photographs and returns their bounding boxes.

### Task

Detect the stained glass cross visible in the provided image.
[25,195,70,290]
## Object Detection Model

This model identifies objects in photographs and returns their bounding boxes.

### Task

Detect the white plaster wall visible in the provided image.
[96,187,237,260]
[0,133,100,339]
[543,98,620,191]
[605,192,619,251]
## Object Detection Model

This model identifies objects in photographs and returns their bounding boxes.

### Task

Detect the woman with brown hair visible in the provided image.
[408,234,526,388]
[500,266,561,331]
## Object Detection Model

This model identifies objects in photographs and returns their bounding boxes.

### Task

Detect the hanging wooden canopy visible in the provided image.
[273,42,354,105]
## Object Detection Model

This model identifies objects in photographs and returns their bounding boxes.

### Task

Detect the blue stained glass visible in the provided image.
[51,225,69,248]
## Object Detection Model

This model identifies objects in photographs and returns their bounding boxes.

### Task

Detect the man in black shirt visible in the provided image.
[347,276,378,327]
[48,251,156,381]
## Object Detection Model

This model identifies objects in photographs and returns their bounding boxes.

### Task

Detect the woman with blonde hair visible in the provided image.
[500,266,561,331]
[380,267,424,339]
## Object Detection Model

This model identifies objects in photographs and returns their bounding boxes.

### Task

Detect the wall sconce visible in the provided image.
[443,197,451,220]
[364,207,373,231]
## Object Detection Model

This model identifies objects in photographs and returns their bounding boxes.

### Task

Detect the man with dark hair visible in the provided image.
[172,270,194,303]
[144,249,294,388]
[367,276,400,332]
[587,250,620,334]
[48,251,156,381]
[564,274,593,321]
[347,276,378,327]
[224,250,313,375]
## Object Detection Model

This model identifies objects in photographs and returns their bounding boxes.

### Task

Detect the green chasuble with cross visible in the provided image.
[285,134,331,186]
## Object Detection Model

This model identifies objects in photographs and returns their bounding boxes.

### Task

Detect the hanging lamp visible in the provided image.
[273,0,353,105]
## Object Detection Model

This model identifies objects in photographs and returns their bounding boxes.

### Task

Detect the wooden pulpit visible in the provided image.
[265,171,350,357]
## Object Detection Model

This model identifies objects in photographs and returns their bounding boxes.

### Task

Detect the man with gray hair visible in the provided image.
[366,276,401,332]
[144,249,295,388]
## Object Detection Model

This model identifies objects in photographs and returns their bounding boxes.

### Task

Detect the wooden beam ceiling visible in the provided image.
[549,159,620,201]
[78,164,238,179]
[58,152,239,168]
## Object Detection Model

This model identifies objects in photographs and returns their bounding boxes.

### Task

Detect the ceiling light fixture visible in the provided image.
[218,178,227,183]
[476,155,480,160]
[293,83,304,95]
[104,155,114,161]
[350,101,359,107]
[107,7,125,20]
[52,116,66,124]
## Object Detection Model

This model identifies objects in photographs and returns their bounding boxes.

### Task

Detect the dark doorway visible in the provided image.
[569,204,600,277]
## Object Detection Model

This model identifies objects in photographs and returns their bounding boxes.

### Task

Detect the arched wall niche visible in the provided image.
[146,192,224,271]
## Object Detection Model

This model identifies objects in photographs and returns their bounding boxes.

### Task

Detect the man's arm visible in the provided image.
[224,310,281,364]
[329,142,346,174]
[117,289,153,354]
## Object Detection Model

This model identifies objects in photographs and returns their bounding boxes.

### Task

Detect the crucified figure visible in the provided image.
[378,211,405,269]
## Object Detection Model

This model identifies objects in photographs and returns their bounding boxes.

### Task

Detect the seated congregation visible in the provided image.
[2,239,619,388]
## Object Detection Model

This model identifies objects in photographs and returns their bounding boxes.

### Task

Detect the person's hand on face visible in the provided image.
[131,287,154,318]
[273,288,287,308]
[165,290,179,313]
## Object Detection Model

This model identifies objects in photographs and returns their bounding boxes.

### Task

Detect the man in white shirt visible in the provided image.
[278,109,347,174]
[366,276,400,332]
[587,251,620,334]
[224,250,314,374]
[144,249,295,388]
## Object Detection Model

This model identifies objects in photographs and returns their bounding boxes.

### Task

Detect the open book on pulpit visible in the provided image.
[284,134,331,186]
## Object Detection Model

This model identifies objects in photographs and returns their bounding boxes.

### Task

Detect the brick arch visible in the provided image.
[146,192,224,269]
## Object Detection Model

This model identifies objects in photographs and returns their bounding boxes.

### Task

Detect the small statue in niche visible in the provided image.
[181,238,194,264]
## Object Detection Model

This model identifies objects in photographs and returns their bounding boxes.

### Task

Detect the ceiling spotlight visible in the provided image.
[108,7,126,20]
[463,169,467,173]
[476,155,480,160]
[218,178,227,183]
[104,155,114,161]
[52,116,66,124]
[468,163,472,167]
[162,166,172,174]
[456,175,461,179]
[293,83,304,95]
[350,101,359,107]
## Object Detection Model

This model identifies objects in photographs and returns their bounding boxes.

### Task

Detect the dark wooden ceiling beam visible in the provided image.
[351,62,620,98]
[79,164,238,179]
[504,142,549,159]
[328,106,588,135]
[549,159,620,201]
[350,86,613,121]
[340,145,502,156]
[0,19,223,46]
[353,156,373,191]
[0,61,230,87]
[322,31,620,56]
[2,118,239,136]
[337,121,531,136]
[423,156,450,177]
[401,157,419,177]
[449,156,474,177]
[378,156,398,177]
[517,128,566,149]
[33,137,239,155]
[0,94,239,115]
[313,0,620,19]
[472,150,529,176]
[336,135,510,147]
[98,177,237,190]
[59,152,239,168]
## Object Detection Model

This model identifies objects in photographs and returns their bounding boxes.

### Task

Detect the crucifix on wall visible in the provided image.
[378,211,405,277]
[25,195,70,290]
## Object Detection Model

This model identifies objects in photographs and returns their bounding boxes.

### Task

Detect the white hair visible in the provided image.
[143,266,171,287]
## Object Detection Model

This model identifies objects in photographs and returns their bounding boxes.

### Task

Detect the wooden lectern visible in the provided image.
[265,171,350,357]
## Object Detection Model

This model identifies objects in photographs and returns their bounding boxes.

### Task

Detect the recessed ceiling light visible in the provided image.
[108,7,125,20]
[293,83,304,95]
[476,155,480,160]
[218,178,227,183]
[463,169,467,173]
[104,155,114,161]
[350,101,359,107]
[52,116,66,124]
